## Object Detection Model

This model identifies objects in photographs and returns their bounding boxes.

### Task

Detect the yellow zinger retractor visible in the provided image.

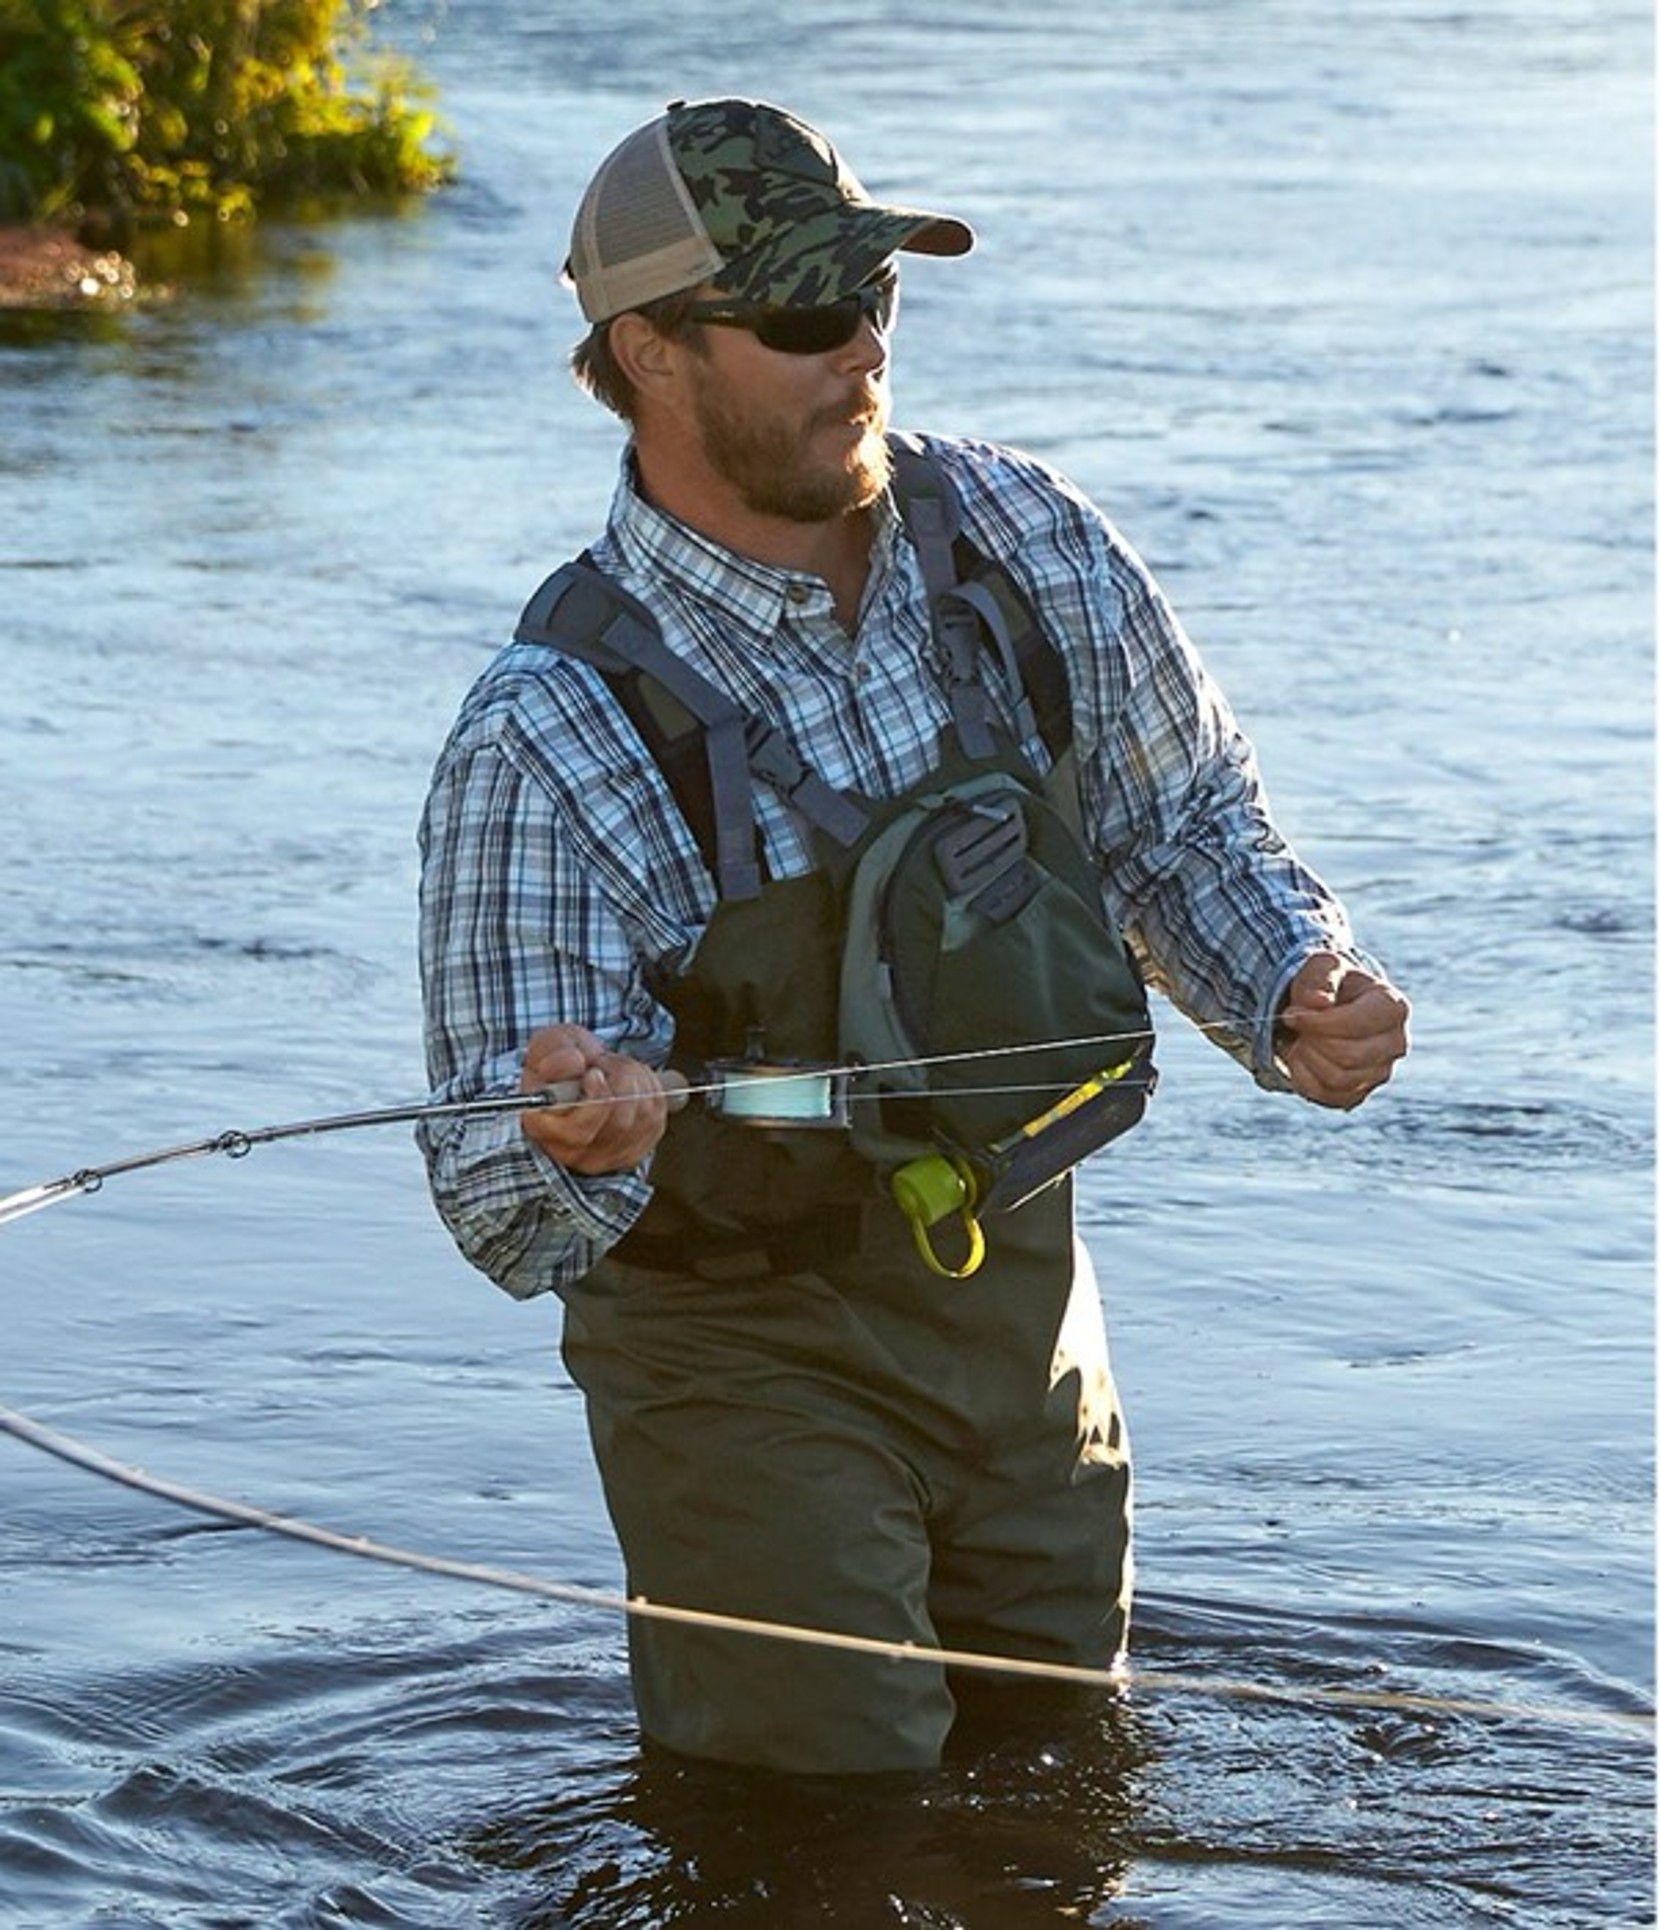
[890,1153,988,1279]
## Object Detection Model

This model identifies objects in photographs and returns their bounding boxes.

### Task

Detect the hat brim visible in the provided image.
[715,204,974,308]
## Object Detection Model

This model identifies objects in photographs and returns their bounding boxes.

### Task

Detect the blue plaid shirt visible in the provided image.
[418,432,1365,1298]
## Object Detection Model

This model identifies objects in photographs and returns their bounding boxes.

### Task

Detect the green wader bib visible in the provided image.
[560,869,1134,1775]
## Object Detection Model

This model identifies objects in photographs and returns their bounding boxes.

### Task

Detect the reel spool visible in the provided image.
[704,1058,851,1129]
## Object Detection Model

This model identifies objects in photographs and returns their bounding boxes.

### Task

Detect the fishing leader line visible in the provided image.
[0,1401,1649,1739]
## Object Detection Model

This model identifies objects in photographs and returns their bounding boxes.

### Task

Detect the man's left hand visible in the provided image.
[1276,952,1411,1110]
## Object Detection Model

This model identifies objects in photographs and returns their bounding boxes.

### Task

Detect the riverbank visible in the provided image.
[0,225,138,308]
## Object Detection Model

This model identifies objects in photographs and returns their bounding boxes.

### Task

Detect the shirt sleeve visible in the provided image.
[415,706,667,1299]
[1079,539,1375,1086]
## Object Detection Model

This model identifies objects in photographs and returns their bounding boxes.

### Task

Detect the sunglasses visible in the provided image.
[683,272,898,356]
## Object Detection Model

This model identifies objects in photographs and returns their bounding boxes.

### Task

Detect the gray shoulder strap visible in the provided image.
[515,561,866,901]
[888,434,1009,759]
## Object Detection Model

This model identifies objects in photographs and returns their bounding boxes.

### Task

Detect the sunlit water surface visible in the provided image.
[0,3,1651,1925]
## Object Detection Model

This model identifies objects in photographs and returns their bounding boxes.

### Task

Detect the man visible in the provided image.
[418,97,1409,1776]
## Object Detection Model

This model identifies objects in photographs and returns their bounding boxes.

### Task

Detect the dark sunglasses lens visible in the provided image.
[754,279,895,355]
[755,307,857,354]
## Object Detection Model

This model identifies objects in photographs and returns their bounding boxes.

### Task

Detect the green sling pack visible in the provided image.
[836,757,1154,1274]
[513,436,1156,1275]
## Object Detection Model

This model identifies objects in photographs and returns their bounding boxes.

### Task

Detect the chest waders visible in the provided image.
[517,441,1140,1771]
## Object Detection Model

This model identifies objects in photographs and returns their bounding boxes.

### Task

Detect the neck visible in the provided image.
[639,452,876,629]
[745,506,875,628]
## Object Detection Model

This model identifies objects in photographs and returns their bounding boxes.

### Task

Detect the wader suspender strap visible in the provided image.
[887,435,1041,761]
[515,565,868,902]
[889,443,994,758]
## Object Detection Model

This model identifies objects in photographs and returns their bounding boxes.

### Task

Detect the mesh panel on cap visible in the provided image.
[571,120,725,323]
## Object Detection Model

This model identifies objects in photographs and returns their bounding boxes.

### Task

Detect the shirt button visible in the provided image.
[784,582,811,606]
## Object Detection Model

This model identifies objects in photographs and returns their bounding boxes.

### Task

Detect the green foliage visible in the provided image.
[0,0,453,234]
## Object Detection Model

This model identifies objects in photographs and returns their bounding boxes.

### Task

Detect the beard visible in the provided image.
[689,366,892,524]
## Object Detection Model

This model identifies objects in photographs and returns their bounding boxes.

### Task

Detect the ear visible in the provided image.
[608,311,684,403]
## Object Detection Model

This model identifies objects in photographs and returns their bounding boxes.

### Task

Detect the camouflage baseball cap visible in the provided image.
[564,98,974,325]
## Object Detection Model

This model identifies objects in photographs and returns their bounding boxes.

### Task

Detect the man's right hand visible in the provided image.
[518,1024,676,1175]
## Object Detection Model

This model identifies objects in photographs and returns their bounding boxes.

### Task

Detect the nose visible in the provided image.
[836,314,888,375]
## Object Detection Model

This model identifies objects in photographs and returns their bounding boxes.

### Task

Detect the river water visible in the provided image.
[0,3,1652,1924]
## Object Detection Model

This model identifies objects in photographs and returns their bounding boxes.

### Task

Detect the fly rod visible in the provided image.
[0,1072,689,1228]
